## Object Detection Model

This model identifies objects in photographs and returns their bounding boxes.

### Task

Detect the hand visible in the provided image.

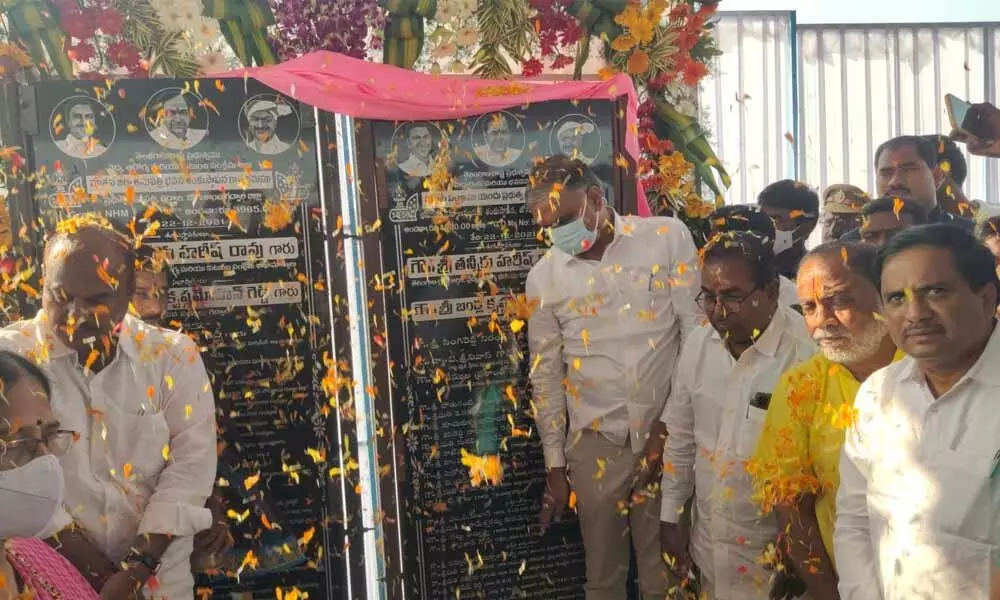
[539,467,570,534]
[660,520,691,580]
[194,520,234,556]
[633,422,667,494]
[194,494,234,556]
[100,568,147,600]
[769,567,808,600]
[962,102,1000,157]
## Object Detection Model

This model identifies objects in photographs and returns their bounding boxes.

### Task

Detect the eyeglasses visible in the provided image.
[0,430,78,469]
[696,289,760,314]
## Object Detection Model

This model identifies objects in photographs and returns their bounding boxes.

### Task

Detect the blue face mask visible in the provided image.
[550,204,598,255]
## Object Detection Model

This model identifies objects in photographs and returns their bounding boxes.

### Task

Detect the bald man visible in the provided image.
[0,217,216,599]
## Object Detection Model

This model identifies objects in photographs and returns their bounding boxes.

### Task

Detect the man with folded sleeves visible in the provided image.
[526,154,701,599]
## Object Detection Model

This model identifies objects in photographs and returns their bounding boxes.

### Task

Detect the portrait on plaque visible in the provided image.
[144,88,210,150]
[239,94,299,155]
[49,96,114,160]
[550,114,602,165]
[391,121,441,178]
[472,111,525,168]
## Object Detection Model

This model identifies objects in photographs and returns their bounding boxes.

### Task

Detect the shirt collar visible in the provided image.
[902,322,1000,386]
[709,303,788,358]
[928,205,952,223]
[32,310,141,363]
[751,304,788,358]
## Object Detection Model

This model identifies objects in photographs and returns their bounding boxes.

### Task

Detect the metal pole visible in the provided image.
[333,111,387,600]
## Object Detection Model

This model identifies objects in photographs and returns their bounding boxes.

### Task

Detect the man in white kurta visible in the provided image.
[835,224,1000,600]
[0,220,216,599]
[660,231,815,600]
[527,155,700,599]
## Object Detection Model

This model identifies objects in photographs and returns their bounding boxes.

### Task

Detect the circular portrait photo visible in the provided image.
[49,96,115,160]
[549,114,603,165]
[239,94,300,155]
[471,111,525,169]
[390,121,443,178]
[144,88,210,151]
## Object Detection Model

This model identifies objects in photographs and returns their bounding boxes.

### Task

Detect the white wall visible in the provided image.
[719,0,1000,24]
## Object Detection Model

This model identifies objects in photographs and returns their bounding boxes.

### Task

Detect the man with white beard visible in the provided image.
[752,242,901,600]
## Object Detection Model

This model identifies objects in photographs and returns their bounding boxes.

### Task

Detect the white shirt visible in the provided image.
[660,305,815,598]
[779,275,799,308]
[527,214,701,469]
[473,144,521,167]
[150,125,207,150]
[397,154,431,177]
[0,312,216,599]
[835,324,1000,600]
[55,134,107,159]
[248,135,292,155]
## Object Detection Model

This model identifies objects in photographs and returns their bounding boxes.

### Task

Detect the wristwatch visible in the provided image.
[123,548,161,575]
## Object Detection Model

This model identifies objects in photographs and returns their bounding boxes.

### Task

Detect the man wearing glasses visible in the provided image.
[0,215,216,599]
[660,231,815,598]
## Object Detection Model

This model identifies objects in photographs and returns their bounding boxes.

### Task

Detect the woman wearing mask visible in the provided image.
[0,350,98,600]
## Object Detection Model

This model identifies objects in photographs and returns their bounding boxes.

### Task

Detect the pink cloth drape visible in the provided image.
[223,51,650,216]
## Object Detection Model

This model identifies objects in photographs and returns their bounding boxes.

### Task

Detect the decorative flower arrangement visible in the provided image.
[395,0,728,229]
[273,0,385,61]
[525,0,581,73]
[609,0,727,231]
[0,41,31,77]
[0,0,236,79]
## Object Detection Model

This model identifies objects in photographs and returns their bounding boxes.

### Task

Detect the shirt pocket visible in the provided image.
[736,405,769,458]
[924,450,994,543]
[886,529,992,599]
[104,405,170,483]
[621,267,675,321]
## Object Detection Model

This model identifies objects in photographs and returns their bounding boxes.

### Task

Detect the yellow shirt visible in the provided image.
[750,350,904,563]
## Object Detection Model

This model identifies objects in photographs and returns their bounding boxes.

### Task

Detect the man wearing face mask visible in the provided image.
[660,231,815,599]
[757,180,820,281]
[526,154,700,600]
[0,349,100,599]
[0,350,97,600]
[0,215,217,599]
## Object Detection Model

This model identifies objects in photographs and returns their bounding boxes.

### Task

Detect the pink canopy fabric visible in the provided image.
[224,51,650,216]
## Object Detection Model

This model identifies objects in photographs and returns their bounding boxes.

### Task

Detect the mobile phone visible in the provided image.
[946,94,993,140]
[750,392,772,410]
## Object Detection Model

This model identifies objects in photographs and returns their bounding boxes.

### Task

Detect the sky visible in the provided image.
[719,0,1000,24]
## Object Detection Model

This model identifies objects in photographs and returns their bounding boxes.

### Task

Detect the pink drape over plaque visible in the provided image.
[223,51,650,216]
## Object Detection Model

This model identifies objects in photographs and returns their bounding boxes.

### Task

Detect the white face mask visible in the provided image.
[0,454,65,539]
[773,228,796,255]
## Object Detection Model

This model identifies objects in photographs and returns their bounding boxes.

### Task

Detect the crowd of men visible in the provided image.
[527,115,1000,600]
[2,96,1000,599]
